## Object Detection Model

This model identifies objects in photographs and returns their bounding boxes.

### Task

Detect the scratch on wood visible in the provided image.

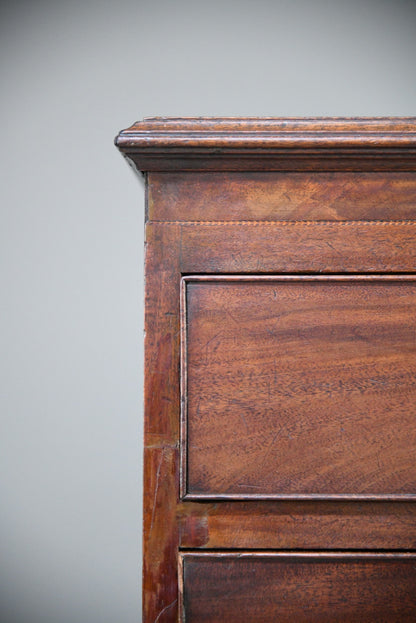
[154,599,177,623]
[149,451,164,538]
[259,426,285,468]
[239,411,249,431]
[223,307,240,325]
[203,332,223,363]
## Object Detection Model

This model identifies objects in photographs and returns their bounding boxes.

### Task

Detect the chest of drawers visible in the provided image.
[116,117,416,622]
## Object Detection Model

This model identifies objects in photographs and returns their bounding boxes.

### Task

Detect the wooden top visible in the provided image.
[115,117,416,172]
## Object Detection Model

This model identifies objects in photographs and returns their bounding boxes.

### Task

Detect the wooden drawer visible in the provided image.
[180,552,416,622]
[182,275,416,501]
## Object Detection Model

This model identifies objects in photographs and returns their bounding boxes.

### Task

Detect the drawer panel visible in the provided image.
[180,552,416,623]
[181,275,416,500]
[179,221,416,274]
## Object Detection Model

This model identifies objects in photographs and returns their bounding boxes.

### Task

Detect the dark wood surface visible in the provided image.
[179,220,416,274]
[115,118,416,622]
[142,224,181,622]
[183,276,416,499]
[181,552,416,622]
[115,117,416,171]
[148,171,416,221]
[178,501,416,550]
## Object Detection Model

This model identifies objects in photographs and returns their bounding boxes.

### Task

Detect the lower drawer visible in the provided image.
[180,552,416,622]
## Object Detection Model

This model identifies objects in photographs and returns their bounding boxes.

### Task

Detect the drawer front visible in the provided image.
[182,275,416,500]
[180,552,416,623]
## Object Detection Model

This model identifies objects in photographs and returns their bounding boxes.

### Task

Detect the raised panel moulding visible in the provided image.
[181,275,416,501]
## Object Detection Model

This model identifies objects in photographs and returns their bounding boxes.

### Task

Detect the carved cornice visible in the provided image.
[115,117,416,172]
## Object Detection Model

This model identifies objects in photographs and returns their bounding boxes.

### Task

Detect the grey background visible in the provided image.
[1,0,415,621]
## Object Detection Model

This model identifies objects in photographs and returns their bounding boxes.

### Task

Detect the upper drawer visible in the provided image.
[181,275,416,500]
[177,220,416,274]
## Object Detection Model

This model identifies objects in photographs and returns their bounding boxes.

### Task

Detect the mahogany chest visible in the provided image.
[116,117,416,622]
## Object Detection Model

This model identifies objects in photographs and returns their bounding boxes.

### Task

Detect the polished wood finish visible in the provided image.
[181,552,416,622]
[148,172,416,222]
[142,223,181,622]
[183,276,416,499]
[115,118,416,622]
[178,221,416,274]
[116,117,416,171]
[178,501,416,550]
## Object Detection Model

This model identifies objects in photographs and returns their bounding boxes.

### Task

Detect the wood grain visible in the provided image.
[143,223,181,623]
[115,117,416,171]
[148,172,416,222]
[115,118,416,622]
[178,501,416,550]
[183,276,416,499]
[181,552,416,622]
[179,221,416,274]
